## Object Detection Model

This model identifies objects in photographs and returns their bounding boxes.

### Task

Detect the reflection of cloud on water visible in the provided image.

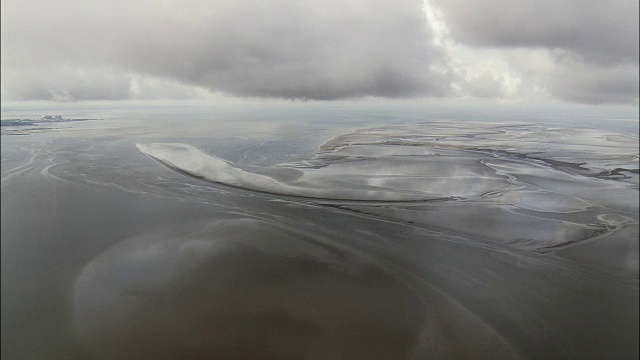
[136,142,512,202]
[138,122,638,203]
[136,122,638,274]
[72,218,520,359]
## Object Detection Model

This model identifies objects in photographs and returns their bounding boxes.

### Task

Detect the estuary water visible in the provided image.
[1,104,638,359]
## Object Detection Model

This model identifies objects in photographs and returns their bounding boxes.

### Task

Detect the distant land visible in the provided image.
[0,115,102,127]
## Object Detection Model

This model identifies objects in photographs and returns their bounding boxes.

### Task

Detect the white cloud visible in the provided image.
[428,0,639,104]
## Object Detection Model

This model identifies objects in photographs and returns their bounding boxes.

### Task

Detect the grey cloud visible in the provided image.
[432,0,639,104]
[432,0,639,65]
[1,65,132,101]
[129,76,206,100]
[548,61,639,104]
[1,0,453,101]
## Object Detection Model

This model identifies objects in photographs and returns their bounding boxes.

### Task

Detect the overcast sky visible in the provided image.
[1,0,638,105]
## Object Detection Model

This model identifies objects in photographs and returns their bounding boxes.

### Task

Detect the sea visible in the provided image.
[1,102,638,359]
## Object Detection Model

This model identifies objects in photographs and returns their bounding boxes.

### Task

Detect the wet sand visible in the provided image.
[2,106,638,359]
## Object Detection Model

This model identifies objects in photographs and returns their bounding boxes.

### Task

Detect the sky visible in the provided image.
[1,0,638,106]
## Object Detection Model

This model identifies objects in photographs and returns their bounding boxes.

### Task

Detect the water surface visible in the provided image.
[2,105,638,359]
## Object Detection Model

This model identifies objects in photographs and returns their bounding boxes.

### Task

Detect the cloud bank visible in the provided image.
[431,0,639,104]
[1,0,638,104]
[1,0,451,101]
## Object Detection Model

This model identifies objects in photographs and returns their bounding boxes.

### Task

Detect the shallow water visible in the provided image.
[1,105,638,359]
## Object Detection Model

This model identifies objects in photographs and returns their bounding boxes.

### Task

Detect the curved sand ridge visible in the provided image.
[135,142,512,202]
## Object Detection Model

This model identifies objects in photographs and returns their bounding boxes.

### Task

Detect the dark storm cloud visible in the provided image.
[1,0,453,101]
[432,0,639,104]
